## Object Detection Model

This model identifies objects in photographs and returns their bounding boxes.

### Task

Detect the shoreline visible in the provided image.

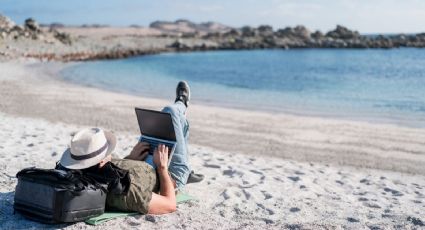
[59,50,425,130]
[1,60,425,175]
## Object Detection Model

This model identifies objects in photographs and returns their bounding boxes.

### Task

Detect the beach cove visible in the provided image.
[0,60,425,229]
[1,11,425,229]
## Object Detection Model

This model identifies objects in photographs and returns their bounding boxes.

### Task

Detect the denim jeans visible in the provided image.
[161,101,191,189]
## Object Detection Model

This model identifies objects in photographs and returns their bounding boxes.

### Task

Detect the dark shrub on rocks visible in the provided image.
[258,25,274,36]
[52,29,72,45]
[241,26,257,37]
[311,30,324,39]
[24,18,41,32]
[275,26,310,40]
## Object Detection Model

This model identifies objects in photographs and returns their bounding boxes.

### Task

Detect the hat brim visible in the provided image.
[60,130,117,170]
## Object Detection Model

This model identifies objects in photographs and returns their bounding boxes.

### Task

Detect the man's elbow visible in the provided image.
[154,202,176,214]
[148,200,176,214]
[167,202,177,213]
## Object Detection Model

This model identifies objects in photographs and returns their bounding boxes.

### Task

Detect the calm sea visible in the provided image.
[61,49,425,128]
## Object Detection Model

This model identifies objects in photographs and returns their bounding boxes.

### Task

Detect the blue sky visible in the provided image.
[1,0,425,33]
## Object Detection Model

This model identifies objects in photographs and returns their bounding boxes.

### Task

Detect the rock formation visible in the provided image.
[150,19,231,34]
[0,15,15,30]
[0,15,15,39]
[326,25,360,39]
[0,15,72,44]
[198,24,425,49]
[2,14,425,62]
[24,18,41,33]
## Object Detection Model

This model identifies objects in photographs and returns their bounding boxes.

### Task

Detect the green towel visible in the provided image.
[85,192,197,225]
[85,212,138,225]
[176,192,197,203]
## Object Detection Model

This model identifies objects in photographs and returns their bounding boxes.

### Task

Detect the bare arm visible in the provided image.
[148,144,176,214]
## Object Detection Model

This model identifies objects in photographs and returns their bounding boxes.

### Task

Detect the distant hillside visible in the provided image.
[150,19,232,34]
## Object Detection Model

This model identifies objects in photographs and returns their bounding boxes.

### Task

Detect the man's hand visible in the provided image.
[153,144,169,172]
[125,142,150,160]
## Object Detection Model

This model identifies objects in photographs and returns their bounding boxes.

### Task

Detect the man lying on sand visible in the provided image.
[58,81,203,214]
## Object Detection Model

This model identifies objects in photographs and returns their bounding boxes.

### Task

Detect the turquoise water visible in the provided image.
[61,49,425,127]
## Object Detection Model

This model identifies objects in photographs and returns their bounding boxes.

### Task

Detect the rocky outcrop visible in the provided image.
[326,25,360,39]
[150,19,231,34]
[0,15,15,30]
[258,25,274,37]
[51,29,73,45]
[2,14,425,62]
[0,15,72,44]
[0,15,15,39]
[275,26,310,40]
[24,18,41,33]
[198,25,425,49]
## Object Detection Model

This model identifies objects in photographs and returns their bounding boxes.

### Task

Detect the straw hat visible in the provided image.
[60,128,116,169]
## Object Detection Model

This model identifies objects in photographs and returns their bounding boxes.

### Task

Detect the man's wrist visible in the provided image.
[157,166,168,174]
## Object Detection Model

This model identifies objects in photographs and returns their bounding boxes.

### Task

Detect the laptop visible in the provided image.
[135,108,177,168]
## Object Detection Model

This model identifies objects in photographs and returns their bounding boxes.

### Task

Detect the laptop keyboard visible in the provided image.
[140,136,174,155]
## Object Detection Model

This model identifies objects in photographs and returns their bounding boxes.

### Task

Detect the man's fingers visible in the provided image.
[139,151,148,160]
[135,142,149,151]
[139,142,150,148]
[158,144,164,153]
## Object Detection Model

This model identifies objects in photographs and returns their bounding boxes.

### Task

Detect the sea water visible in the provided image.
[61,49,425,128]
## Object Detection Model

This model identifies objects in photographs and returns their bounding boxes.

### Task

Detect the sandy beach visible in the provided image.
[0,60,424,229]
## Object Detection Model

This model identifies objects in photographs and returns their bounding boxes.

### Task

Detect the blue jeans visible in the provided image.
[161,101,191,189]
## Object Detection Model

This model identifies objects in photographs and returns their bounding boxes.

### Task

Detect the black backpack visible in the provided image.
[14,167,107,224]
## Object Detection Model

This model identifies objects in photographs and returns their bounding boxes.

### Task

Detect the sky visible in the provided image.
[1,0,425,34]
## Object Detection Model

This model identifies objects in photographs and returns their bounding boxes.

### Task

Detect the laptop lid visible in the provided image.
[135,108,176,142]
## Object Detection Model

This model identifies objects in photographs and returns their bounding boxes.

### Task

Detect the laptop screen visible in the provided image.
[135,108,177,141]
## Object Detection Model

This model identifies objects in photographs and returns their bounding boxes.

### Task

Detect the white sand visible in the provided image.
[0,60,424,229]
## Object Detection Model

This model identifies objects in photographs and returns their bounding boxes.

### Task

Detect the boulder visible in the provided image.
[202,32,221,39]
[198,21,231,33]
[0,14,15,31]
[224,29,242,37]
[241,26,257,37]
[258,25,274,37]
[275,27,293,37]
[24,18,41,32]
[263,36,277,47]
[293,25,310,39]
[169,39,189,50]
[326,25,360,39]
[52,29,72,45]
[150,19,231,34]
[275,26,310,40]
[11,25,24,32]
[311,30,324,39]
[181,31,201,38]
